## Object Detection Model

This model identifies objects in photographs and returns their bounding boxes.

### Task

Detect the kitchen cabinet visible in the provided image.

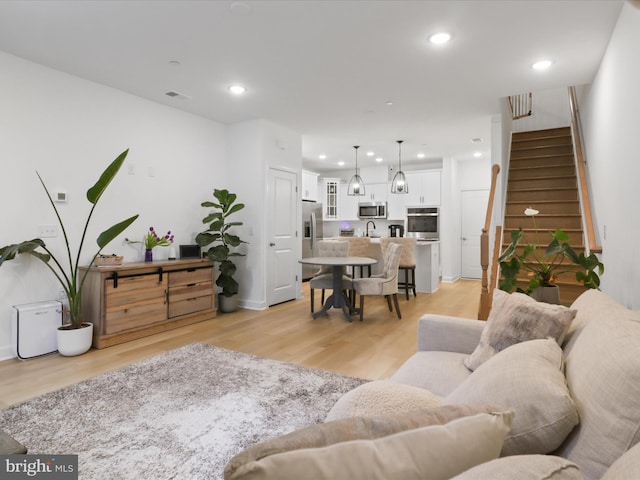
[301,170,319,202]
[405,171,441,206]
[364,182,388,203]
[339,182,360,221]
[415,241,440,293]
[387,188,406,220]
[321,178,340,220]
[80,259,216,349]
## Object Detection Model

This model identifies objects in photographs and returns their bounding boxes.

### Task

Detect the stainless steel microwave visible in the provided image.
[358,202,387,219]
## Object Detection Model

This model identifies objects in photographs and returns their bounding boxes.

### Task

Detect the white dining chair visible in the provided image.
[309,240,353,313]
[352,243,403,321]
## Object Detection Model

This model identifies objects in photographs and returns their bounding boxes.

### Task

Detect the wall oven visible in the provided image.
[358,202,387,219]
[406,207,439,240]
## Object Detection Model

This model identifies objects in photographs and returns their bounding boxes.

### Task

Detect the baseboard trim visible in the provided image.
[0,344,14,362]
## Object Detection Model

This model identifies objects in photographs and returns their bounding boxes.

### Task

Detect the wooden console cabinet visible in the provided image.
[80,258,217,349]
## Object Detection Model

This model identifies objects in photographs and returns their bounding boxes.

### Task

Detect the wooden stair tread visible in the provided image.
[509,174,577,181]
[508,186,578,192]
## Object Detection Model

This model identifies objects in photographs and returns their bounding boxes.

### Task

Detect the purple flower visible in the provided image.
[149,226,154,232]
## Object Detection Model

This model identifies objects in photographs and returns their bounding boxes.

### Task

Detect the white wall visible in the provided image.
[0,51,226,359]
[512,87,571,133]
[577,2,640,309]
[226,119,302,310]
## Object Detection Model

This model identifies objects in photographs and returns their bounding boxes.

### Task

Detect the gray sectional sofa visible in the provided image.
[390,289,640,479]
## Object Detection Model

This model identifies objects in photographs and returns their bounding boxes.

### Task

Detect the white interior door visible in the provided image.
[267,168,298,306]
[461,189,489,279]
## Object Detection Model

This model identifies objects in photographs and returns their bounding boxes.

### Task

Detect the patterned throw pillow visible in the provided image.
[465,289,576,371]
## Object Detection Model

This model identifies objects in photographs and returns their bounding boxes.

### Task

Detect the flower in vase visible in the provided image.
[126,226,174,250]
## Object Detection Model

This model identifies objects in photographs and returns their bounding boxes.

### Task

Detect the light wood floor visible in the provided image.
[0,279,481,409]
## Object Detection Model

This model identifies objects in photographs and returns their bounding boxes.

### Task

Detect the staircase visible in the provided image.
[505,126,587,305]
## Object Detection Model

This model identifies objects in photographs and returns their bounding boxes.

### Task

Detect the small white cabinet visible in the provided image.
[301,170,319,202]
[365,182,388,203]
[405,171,441,206]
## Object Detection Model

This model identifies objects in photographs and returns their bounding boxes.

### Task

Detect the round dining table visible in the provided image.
[299,256,377,321]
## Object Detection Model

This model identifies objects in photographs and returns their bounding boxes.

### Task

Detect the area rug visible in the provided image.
[0,343,367,479]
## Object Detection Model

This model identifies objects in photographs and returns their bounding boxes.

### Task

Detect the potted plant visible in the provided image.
[0,149,139,356]
[126,226,174,262]
[498,207,604,303]
[196,189,246,313]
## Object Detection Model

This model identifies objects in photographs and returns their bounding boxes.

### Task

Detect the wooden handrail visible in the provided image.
[478,164,501,320]
[568,86,602,254]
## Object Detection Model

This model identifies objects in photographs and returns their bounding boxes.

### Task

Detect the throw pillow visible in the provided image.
[225,411,514,480]
[600,442,640,480]
[446,338,579,456]
[225,403,506,479]
[555,312,640,479]
[464,289,576,371]
[450,455,584,480]
[325,380,442,421]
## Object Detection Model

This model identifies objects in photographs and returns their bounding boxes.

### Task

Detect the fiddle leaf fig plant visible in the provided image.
[196,189,247,297]
[0,149,139,329]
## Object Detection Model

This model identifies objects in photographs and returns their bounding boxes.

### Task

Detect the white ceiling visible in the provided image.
[0,0,623,172]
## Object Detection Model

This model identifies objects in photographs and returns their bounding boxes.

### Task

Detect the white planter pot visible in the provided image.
[57,323,93,356]
[218,294,239,313]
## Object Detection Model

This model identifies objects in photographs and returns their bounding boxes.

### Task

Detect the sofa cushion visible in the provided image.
[446,338,579,456]
[226,403,508,479]
[555,306,640,480]
[225,411,514,480]
[325,380,442,421]
[465,289,576,371]
[389,351,472,397]
[600,442,640,480]
[450,455,584,480]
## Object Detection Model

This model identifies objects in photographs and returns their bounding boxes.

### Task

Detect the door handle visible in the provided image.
[269,242,276,246]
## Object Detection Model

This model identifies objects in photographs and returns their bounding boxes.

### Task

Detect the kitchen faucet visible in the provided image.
[366,220,376,237]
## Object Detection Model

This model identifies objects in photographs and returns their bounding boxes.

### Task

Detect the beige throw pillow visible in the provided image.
[447,338,579,456]
[451,455,584,480]
[325,380,442,421]
[225,411,514,480]
[465,289,576,371]
[225,403,505,479]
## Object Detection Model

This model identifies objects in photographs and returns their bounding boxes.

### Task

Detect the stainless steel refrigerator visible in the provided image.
[301,201,323,280]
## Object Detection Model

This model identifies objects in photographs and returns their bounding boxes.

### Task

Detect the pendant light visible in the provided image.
[347,145,366,196]
[391,140,409,194]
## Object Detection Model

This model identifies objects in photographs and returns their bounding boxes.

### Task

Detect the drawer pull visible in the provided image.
[187,283,196,287]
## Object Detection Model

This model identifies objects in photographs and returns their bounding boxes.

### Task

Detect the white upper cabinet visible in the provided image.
[301,170,319,202]
[339,182,360,221]
[321,178,340,220]
[364,182,388,203]
[404,171,441,206]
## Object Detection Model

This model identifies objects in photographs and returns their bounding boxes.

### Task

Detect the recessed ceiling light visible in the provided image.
[429,32,452,45]
[228,85,246,95]
[319,154,327,160]
[385,101,394,106]
[417,153,425,159]
[366,151,374,157]
[532,60,553,71]
[338,161,345,166]
[375,157,383,163]
[473,152,482,158]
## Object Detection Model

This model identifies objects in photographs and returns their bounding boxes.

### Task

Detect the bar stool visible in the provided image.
[380,237,417,300]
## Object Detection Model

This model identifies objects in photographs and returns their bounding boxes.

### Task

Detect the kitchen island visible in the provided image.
[358,237,440,293]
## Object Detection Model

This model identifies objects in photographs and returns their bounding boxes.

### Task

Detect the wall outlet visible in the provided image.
[38,224,58,238]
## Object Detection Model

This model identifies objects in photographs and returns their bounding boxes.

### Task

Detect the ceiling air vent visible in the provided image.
[164,90,191,100]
